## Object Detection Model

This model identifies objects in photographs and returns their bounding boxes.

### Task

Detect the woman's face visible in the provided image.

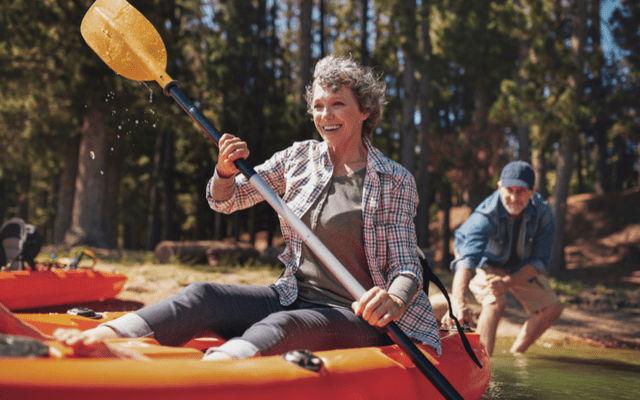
[311,84,369,148]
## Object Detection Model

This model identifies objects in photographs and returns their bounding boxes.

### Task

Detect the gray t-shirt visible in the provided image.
[295,169,417,308]
[296,169,373,307]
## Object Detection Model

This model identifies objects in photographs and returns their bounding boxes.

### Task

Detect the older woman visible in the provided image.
[54,55,440,359]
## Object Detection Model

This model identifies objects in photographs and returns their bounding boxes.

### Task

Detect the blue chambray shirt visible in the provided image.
[206,138,441,354]
[451,190,555,274]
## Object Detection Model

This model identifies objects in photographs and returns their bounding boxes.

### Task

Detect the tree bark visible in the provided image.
[298,0,313,100]
[103,145,120,248]
[64,109,108,247]
[17,146,31,221]
[416,0,432,248]
[146,130,164,250]
[399,0,418,173]
[319,0,326,57]
[53,135,79,244]
[591,0,611,194]
[440,180,453,269]
[360,0,369,64]
[549,0,587,275]
[516,43,531,162]
[533,146,549,199]
[161,130,177,241]
[550,135,576,274]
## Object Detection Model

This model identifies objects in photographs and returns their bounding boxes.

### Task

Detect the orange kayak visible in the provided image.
[0,312,490,400]
[0,269,127,310]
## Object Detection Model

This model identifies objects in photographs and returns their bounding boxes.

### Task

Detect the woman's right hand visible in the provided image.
[216,133,250,178]
[52,326,119,348]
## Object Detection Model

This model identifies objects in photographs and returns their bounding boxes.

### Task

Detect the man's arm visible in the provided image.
[449,267,475,326]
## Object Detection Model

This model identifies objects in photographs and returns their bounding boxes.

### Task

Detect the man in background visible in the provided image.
[443,161,563,355]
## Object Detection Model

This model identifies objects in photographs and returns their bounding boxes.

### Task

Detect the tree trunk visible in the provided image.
[161,130,177,241]
[549,0,587,275]
[53,136,79,244]
[550,135,576,274]
[472,78,489,131]
[591,0,610,194]
[517,44,531,162]
[64,109,108,247]
[416,0,432,249]
[17,147,31,221]
[440,181,453,269]
[298,0,313,100]
[214,212,223,240]
[146,131,164,250]
[399,0,418,173]
[0,179,5,222]
[576,138,585,192]
[467,78,491,207]
[533,145,549,198]
[319,0,326,57]
[103,147,120,248]
[360,0,369,64]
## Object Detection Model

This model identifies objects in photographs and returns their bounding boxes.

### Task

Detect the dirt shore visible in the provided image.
[65,259,634,351]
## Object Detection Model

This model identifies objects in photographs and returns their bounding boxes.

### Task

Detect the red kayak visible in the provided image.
[0,312,491,400]
[0,269,127,310]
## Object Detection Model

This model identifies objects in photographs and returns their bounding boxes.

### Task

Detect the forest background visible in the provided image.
[1,0,638,278]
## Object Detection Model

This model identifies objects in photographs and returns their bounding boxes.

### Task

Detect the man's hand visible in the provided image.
[442,303,475,329]
[352,287,407,328]
[486,275,508,296]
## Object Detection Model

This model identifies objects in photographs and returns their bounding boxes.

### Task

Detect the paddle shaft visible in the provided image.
[165,82,462,400]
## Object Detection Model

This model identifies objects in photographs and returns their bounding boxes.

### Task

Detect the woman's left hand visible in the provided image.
[352,287,407,328]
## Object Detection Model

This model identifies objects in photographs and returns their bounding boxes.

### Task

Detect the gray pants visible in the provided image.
[135,282,390,357]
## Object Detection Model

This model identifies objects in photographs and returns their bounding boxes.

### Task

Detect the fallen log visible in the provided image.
[155,240,257,265]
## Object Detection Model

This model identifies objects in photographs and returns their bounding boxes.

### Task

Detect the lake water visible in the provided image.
[484,337,640,399]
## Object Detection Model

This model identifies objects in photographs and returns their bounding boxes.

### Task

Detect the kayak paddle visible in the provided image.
[80,1,462,398]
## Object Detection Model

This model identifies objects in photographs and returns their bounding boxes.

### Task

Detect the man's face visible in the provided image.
[498,182,533,217]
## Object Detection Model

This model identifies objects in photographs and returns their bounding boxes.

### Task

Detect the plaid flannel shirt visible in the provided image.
[206,138,440,353]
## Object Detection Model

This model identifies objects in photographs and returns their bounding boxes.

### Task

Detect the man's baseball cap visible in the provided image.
[499,161,535,190]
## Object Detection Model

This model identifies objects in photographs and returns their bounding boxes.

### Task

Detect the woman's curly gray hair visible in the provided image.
[305,55,387,138]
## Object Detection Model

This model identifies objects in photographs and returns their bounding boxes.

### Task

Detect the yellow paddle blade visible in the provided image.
[80,0,173,88]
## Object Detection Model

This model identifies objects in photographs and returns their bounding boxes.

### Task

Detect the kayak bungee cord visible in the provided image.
[80,1,462,398]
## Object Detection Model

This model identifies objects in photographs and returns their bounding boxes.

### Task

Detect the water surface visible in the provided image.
[484,337,639,399]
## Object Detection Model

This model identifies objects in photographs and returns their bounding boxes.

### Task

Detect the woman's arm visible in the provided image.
[207,135,291,214]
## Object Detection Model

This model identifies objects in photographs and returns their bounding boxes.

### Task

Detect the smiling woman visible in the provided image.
[55,55,442,365]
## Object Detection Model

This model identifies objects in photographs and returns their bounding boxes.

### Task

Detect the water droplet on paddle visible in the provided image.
[100,170,104,175]
[90,151,95,160]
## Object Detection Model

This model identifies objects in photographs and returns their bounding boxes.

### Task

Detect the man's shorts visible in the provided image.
[469,267,560,315]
